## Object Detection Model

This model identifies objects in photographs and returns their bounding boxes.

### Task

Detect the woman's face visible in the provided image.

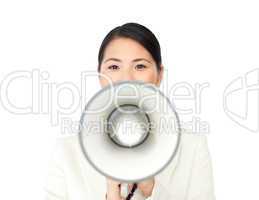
[99,37,163,87]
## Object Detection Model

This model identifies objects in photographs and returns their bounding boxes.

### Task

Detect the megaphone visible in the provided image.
[78,80,181,184]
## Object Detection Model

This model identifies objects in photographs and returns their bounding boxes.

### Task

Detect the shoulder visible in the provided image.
[173,128,210,169]
[51,134,83,165]
[179,128,209,152]
[54,134,80,152]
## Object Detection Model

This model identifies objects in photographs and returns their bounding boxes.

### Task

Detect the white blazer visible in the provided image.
[44,130,215,200]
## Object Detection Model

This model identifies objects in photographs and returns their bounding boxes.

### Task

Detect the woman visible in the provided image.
[45,23,215,200]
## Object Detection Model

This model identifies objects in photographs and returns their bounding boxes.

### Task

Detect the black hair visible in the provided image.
[97,22,162,72]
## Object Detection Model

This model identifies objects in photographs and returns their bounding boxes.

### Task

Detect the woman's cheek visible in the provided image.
[135,71,158,84]
[100,71,117,82]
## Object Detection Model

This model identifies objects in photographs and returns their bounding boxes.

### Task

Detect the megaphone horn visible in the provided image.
[79,80,181,183]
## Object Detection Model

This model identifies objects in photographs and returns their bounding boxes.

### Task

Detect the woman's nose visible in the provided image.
[121,68,134,81]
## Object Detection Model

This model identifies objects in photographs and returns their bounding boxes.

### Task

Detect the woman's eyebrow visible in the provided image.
[104,58,122,63]
[132,58,151,63]
[104,58,152,63]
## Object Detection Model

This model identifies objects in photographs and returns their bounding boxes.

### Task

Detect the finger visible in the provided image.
[107,178,120,188]
[127,183,133,191]
[106,178,122,197]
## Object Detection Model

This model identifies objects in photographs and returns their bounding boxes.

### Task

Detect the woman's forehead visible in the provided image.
[102,38,154,62]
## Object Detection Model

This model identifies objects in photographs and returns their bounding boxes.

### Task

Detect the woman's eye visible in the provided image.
[108,65,119,70]
[135,64,147,70]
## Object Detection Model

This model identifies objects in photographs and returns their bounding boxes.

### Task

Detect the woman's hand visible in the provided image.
[128,178,155,198]
[106,178,124,200]
[106,178,155,199]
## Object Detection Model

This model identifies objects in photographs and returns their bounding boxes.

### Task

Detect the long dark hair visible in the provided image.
[98,22,162,72]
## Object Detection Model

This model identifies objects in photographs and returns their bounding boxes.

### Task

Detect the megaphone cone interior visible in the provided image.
[106,104,151,148]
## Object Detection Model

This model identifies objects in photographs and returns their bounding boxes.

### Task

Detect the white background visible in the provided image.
[0,0,259,199]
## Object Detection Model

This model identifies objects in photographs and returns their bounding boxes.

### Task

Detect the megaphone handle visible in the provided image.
[120,183,128,198]
[120,183,138,200]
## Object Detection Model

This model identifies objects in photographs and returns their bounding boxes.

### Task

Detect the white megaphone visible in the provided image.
[78,80,181,197]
